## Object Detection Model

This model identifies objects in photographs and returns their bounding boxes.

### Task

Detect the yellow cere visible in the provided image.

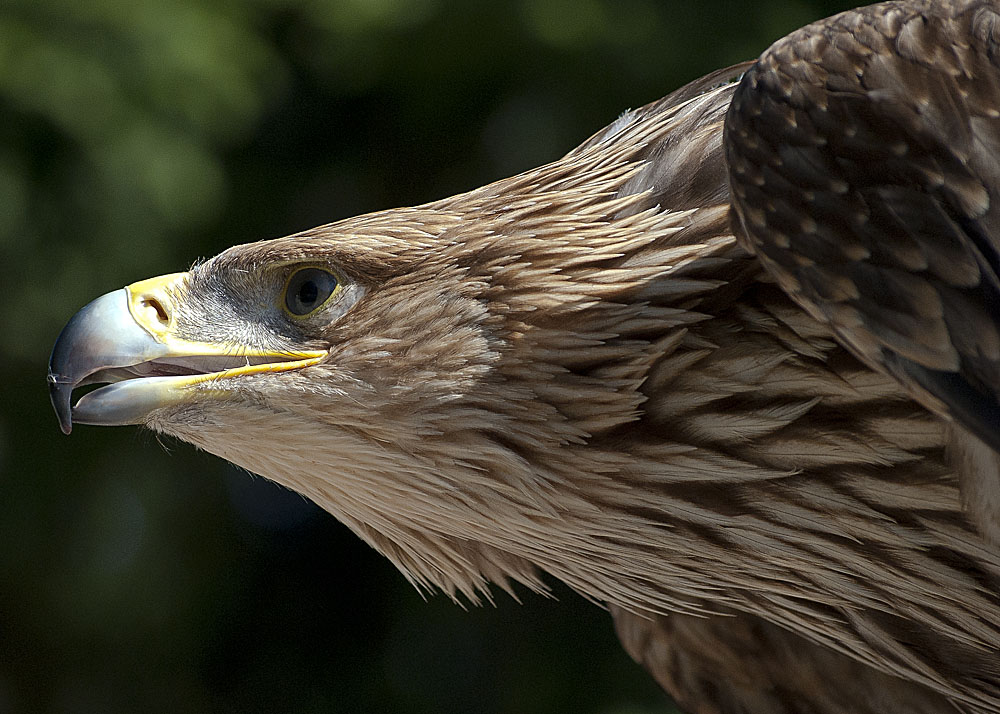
[125,272,328,381]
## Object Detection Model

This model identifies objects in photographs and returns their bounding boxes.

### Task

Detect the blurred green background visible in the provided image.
[2,1,855,712]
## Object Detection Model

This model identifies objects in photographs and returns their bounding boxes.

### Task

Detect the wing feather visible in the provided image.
[725,0,1000,546]
[726,0,1000,448]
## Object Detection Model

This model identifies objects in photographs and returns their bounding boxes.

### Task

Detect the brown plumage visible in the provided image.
[47,1,1000,713]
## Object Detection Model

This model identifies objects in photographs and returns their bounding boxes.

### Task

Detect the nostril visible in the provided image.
[140,297,170,326]
[126,273,186,334]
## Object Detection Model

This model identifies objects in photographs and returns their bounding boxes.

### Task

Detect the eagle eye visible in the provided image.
[282,267,339,317]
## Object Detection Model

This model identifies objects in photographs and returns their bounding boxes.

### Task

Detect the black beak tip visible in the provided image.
[47,373,74,435]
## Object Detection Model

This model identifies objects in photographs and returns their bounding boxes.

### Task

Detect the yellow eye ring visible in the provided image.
[281,267,340,318]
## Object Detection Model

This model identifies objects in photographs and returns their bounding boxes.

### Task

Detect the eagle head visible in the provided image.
[47,78,738,603]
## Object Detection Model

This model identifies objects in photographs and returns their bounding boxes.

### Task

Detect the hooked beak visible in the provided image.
[47,273,327,434]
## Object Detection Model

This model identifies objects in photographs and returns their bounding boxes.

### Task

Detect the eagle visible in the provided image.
[47,1,1000,712]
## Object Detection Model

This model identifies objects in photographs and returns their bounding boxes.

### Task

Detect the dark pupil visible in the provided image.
[298,280,318,306]
[286,268,336,315]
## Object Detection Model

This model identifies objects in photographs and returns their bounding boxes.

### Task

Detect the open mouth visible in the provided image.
[76,353,313,387]
[48,285,326,434]
[50,350,327,435]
